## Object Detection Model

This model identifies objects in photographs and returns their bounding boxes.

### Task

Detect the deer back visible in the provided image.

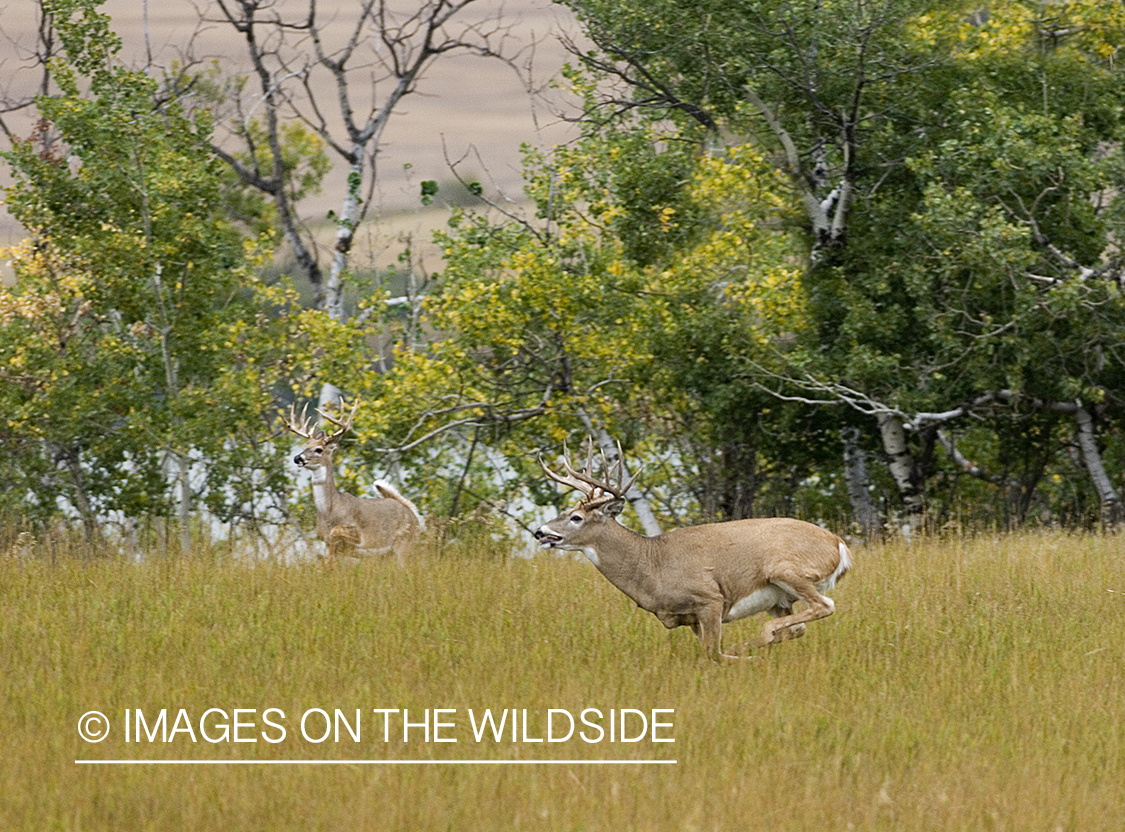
[657,517,849,591]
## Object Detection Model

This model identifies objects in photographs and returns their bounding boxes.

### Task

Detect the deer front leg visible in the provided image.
[693,603,748,663]
[327,524,361,564]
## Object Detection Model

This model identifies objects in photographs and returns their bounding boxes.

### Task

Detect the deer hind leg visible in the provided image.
[391,527,419,566]
[752,577,833,648]
[723,601,805,655]
[768,601,806,642]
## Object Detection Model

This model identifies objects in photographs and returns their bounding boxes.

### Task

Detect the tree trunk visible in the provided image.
[877,412,925,534]
[1072,405,1123,525]
[841,426,881,539]
[326,153,364,324]
[1022,395,1123,526]
[56,443,98,546]
[719,442,758,521]
[319,382,344,414]
[178,451,192,557]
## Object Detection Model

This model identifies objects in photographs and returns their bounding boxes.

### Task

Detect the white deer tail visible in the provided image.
[373,480,426,530]
[833,540,852,585]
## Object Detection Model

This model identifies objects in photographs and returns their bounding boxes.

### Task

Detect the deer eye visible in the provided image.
[569,514,583,523]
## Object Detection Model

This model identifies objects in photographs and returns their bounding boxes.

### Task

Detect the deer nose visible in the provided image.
[293,453,305,466]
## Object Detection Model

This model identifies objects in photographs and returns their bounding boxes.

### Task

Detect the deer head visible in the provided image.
[535,441,637,551]
[283,398,360,469]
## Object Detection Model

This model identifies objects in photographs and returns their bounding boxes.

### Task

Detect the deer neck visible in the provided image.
[584,522,662,608]
[310,460,336,515]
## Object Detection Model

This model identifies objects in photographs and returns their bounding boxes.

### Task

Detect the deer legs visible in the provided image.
[326,524,361,563]
[325,523,404,564]
[753,576,834,648]
[692,605,748,664]
[696,576,835,659]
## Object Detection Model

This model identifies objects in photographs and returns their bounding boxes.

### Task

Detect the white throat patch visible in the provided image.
[310,468,329,512]
[581,546,600,567]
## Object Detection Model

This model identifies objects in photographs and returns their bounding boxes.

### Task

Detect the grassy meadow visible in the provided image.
[2,531,1123,831]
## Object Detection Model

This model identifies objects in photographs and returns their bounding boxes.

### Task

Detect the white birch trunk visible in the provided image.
[326,154,364,325]
[1021,394,1122,525]
[178,452,192,557]
[1072,405,1122,524]
[877,413,925,532]
[58,446,98,545]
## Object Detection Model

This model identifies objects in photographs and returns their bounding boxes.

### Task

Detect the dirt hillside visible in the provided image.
[0,0,581,256]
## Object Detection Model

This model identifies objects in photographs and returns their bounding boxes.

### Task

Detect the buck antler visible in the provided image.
[283,398,360,442]
[538,440,637,510]
[316,397,360,442]
[284,403,319,439]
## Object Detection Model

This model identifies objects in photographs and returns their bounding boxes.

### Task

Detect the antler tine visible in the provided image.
[598,440,640,498]
[617,457,641,498]
[582,440,638,500]
[560,439,596,485]
[316,396,360,441]
[540,438,635,506]
[567,441,614,495]
[283,402,318,439]
[538,445,599,500]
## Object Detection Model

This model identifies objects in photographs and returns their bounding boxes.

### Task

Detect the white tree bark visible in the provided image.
[990,391,1122,524]
[177,453,192,557]
[1071,405,1122,524]
[877,412,925,532]
[325,153,365,325]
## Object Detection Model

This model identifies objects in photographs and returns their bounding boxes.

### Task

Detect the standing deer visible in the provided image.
[284,399,424,564]
[534,444,852,662]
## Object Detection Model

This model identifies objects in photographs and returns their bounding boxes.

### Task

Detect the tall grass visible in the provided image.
[2,532,1123,830]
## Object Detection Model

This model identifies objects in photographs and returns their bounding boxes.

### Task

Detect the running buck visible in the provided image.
[534,444,851,662]
[284,399,424,564]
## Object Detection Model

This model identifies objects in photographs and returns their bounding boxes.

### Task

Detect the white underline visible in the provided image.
[76,759,676,766]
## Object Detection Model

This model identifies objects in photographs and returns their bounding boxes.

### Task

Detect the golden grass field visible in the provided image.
[2,531,1123,831]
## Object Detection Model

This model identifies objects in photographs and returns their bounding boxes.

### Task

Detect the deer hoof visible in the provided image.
[719,642,758,660]
[776,623,806,641]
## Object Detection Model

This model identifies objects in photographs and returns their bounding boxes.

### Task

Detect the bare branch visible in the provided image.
[373,383,555,455]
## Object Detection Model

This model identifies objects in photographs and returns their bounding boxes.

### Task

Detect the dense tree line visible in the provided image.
[1,0,1122,550]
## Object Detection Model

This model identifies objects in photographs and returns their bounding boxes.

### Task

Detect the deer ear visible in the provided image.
[602,497,626,518]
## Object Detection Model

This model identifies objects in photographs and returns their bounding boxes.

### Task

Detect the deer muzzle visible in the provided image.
[534,526,563,548]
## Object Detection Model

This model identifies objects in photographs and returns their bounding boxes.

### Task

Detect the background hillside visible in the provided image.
[0,0,578,251]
